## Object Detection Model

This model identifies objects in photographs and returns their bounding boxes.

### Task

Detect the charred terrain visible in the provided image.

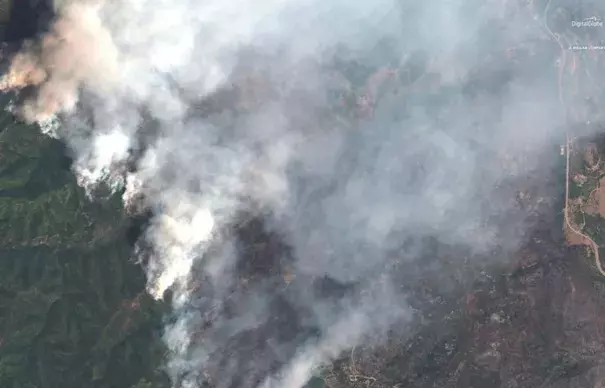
[4,1,605,388]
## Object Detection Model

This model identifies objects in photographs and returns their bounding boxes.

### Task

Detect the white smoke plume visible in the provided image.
[0,0,119,121]
[0,0,572,386]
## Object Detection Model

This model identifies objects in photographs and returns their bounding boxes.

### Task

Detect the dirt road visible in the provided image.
[546,0,605,277]
[564,135,605,276]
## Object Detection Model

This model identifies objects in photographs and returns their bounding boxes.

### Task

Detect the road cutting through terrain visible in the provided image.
[564,135,605,277]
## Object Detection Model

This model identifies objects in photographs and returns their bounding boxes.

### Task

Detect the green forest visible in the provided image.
[0,100,170,387]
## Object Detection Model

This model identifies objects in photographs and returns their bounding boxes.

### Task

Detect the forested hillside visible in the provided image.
[0,99,169,388]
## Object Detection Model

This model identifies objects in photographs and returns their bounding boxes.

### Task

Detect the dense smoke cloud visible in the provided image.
[0,0,572,386]
[0,1,118,122]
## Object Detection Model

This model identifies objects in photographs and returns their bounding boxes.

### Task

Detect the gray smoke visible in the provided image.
[0,0,572,386]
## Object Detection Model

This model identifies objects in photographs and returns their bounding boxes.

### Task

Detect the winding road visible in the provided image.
[564,135,605,276]
[543,0,605,277]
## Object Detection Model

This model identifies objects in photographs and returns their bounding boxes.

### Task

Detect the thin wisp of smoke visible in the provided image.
[0,0,571,387]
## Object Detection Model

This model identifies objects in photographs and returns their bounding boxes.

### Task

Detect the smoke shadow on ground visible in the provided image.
[3,0,53,43]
